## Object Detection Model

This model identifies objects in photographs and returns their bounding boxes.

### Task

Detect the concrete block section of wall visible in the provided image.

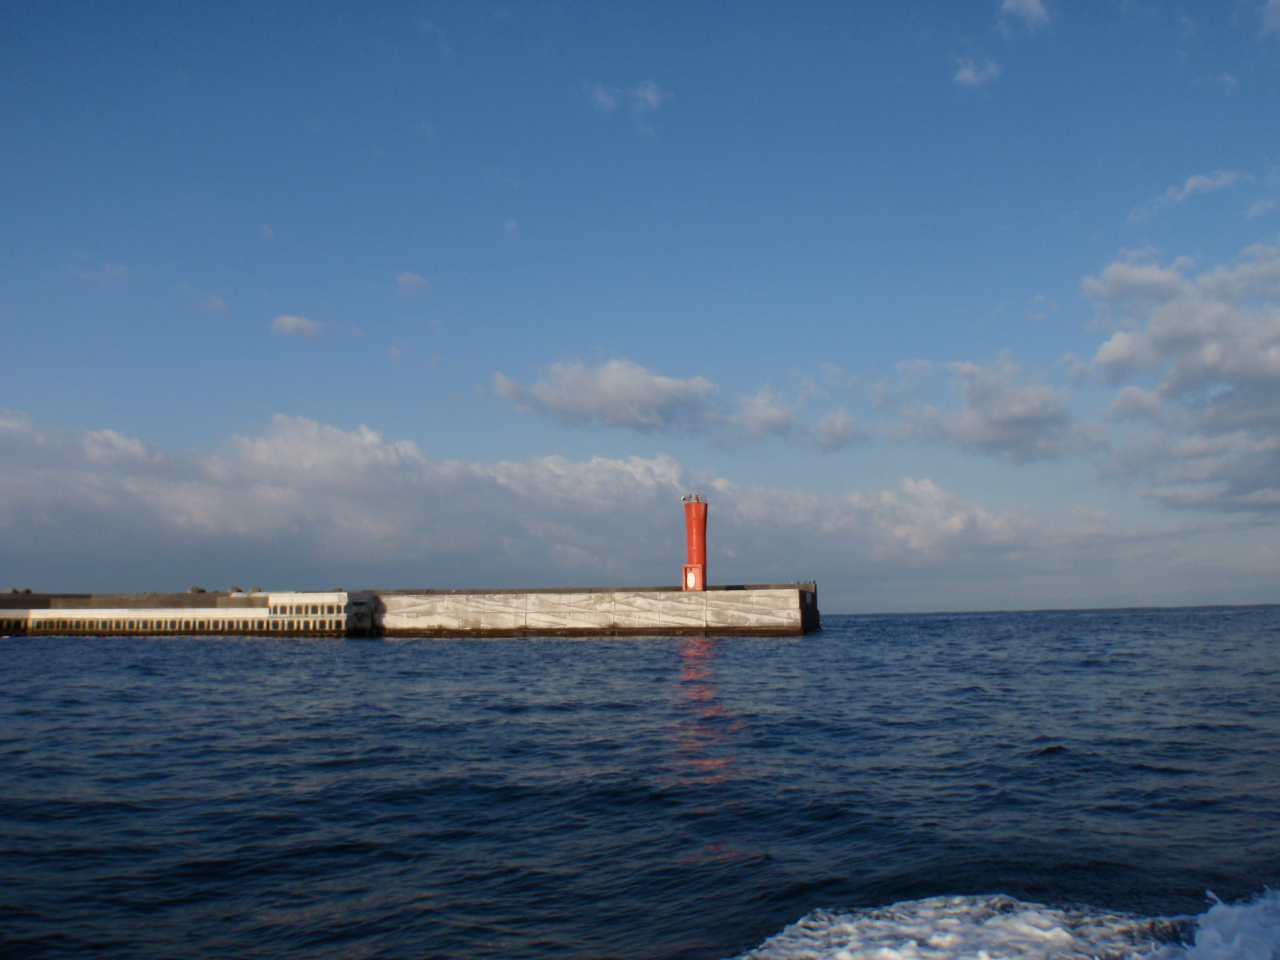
[376,584,819,637]
[704,589,799,630]
[526,593,616,631]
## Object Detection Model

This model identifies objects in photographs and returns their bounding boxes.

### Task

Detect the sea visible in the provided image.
[1,606,1278,960]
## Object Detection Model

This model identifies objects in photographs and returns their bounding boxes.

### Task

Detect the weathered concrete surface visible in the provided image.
[0,584,819,638]
[377,584,819,637]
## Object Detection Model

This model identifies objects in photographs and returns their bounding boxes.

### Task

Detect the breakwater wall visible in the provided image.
[0,591,373,637]
[378,584,818,637]
[0,584,819,638]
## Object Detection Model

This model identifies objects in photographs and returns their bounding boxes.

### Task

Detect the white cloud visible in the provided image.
[1085,241,1280,510]
[1093,330,1145,377]
[954,58,1001,87]
[812,408,868,450]
[1262,0,1280,36]
[82,428,152,465]
[1028,293,1059,321]
[493,360,715,432]
[1248,198,1277,220]
[1215,73,1239,93]
[396,271,429,293]
[587,81,668,129]
[631,80,665,111]
[1173,171,1240,201]
[732,387,795,438]
[1082,258,1191,306]
[1057,352,1089,385]
[1128,171,1241,222]
[902,358,1103,463]
[1001,0,1050,30]
[588,82,618,113]
[493,361,819,441]
[872,359,935,409]
[1108,386,1164,421]
[272,314,323,338]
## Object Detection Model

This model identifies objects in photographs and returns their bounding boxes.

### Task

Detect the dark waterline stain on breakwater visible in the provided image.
[1,607,1278,959]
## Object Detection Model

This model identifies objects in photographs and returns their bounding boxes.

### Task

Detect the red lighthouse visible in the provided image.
[682,494,707,591]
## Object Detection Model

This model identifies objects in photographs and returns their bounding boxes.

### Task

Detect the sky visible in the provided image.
[2,0,1280,612]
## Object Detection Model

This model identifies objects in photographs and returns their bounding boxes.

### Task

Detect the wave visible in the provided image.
[729,891,1280,960]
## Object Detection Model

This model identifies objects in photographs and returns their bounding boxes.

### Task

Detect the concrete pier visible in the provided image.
[377,584,819,637]
[0,583,819,638]
[0,590,375,637]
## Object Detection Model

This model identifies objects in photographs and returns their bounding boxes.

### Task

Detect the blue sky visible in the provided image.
[3,1,1280,611]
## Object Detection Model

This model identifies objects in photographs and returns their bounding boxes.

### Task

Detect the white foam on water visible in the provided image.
[729,891,1280,960]
[1185,892,1280,960]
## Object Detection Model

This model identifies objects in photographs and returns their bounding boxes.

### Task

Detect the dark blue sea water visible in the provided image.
[2,608,1279,960]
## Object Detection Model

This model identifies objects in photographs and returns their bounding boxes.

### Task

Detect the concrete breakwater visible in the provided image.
[377,584,819,637]
[1,497,819,638]
[0,584,819,638]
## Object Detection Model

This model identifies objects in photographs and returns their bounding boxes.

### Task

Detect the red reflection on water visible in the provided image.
[671,637,746,788]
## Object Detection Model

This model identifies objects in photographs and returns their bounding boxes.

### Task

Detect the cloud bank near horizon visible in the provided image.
[0,410,1273,612]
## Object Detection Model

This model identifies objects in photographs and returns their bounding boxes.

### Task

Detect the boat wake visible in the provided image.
[730,891,1280,960]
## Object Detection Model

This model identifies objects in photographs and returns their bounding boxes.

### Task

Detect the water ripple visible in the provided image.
[1,608,1278,958]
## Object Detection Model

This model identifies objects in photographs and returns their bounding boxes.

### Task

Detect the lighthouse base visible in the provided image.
[682,564,706,591]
